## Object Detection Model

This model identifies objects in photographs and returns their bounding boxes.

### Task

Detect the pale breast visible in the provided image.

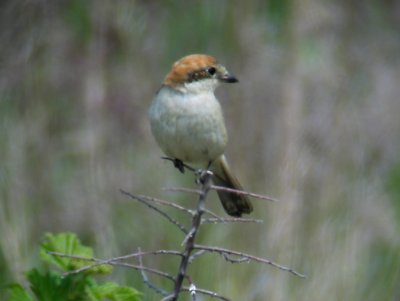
[148,87,228,164]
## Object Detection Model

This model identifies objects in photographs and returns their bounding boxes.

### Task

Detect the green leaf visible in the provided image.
[7,233,141,301]
[27,268,88,301]
[86,282,142,301]
[40,232,112,274]
[6,284,34,301]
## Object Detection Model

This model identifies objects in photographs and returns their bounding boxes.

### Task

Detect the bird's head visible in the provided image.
[163,54,238,93]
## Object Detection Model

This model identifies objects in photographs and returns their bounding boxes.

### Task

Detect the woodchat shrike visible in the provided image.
[148,54,252,217]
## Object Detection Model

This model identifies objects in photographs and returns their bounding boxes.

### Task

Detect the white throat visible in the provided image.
[175,78,220,94]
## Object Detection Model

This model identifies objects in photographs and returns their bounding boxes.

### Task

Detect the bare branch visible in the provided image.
[182,286,232,301]
[188,282,197,301]
[120,189,188,234]
[56,259,176,284]
[194,244,306,278]
[188,250,206,263]
[160,294,175,301]
[48,249,182,263]
[163,187,264,225]
[202,217,264,224]
[132,192,195,215]
[171,170,213,301]
[163,187,202,195]
[161,287,231,301]
[202,208,224,219]
[181,228,196,247]
[52,250,225,299]
[210,185,280,203]
[137,247,169,296]
[222,253,251,263]
[47,250,181,281]
[114,261,176,283]
[51,162,305,300]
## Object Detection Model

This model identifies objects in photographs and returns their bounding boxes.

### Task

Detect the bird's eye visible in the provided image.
[206,67,216,76]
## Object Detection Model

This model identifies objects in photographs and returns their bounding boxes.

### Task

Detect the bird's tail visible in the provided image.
[211,155,253,217]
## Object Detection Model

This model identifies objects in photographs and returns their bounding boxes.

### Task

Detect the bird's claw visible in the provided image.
[162,157,186,173]
[195,169,213,185]
[173,159,185,173]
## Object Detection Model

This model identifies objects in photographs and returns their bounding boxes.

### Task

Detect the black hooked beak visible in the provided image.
[219,73,239,83]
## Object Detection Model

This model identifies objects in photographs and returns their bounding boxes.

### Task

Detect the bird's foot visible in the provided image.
[161,157,185,173]
[161,157,197,174]
[195,169,213,185]
[173,158,185,173]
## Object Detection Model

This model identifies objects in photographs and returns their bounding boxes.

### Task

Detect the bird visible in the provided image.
[148,54,252,217]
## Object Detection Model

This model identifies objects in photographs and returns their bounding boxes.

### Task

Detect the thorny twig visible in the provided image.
[129,192,195,215]
[194,244,306,278]
[171,170,213,301]
[161,287,231,301]
[164,186,264,223]
[163,186,203,195]
[137,247,169,296]
[49,160,305,300]
[120,189,188,234]
[48,251,177,282]
[210,184,280,203]
[201,217,264,224]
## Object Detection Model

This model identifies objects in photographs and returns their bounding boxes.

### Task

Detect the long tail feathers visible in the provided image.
[211,155,253,217]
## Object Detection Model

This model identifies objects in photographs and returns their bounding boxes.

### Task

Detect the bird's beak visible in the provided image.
[219,73,239,83]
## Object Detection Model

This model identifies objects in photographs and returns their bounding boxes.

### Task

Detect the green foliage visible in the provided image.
[86,282,142,301]
[40,232,112,274]
[26,269,88,301]
[6,284,33,301]
[6,233,141,301]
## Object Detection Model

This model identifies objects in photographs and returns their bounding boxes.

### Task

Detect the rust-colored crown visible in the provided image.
[163,54,218,87]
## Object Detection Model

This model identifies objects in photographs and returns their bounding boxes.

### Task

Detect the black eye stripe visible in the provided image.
[187,67,216,82]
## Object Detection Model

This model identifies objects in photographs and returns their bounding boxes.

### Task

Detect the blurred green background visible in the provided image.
[1,0,400,300]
